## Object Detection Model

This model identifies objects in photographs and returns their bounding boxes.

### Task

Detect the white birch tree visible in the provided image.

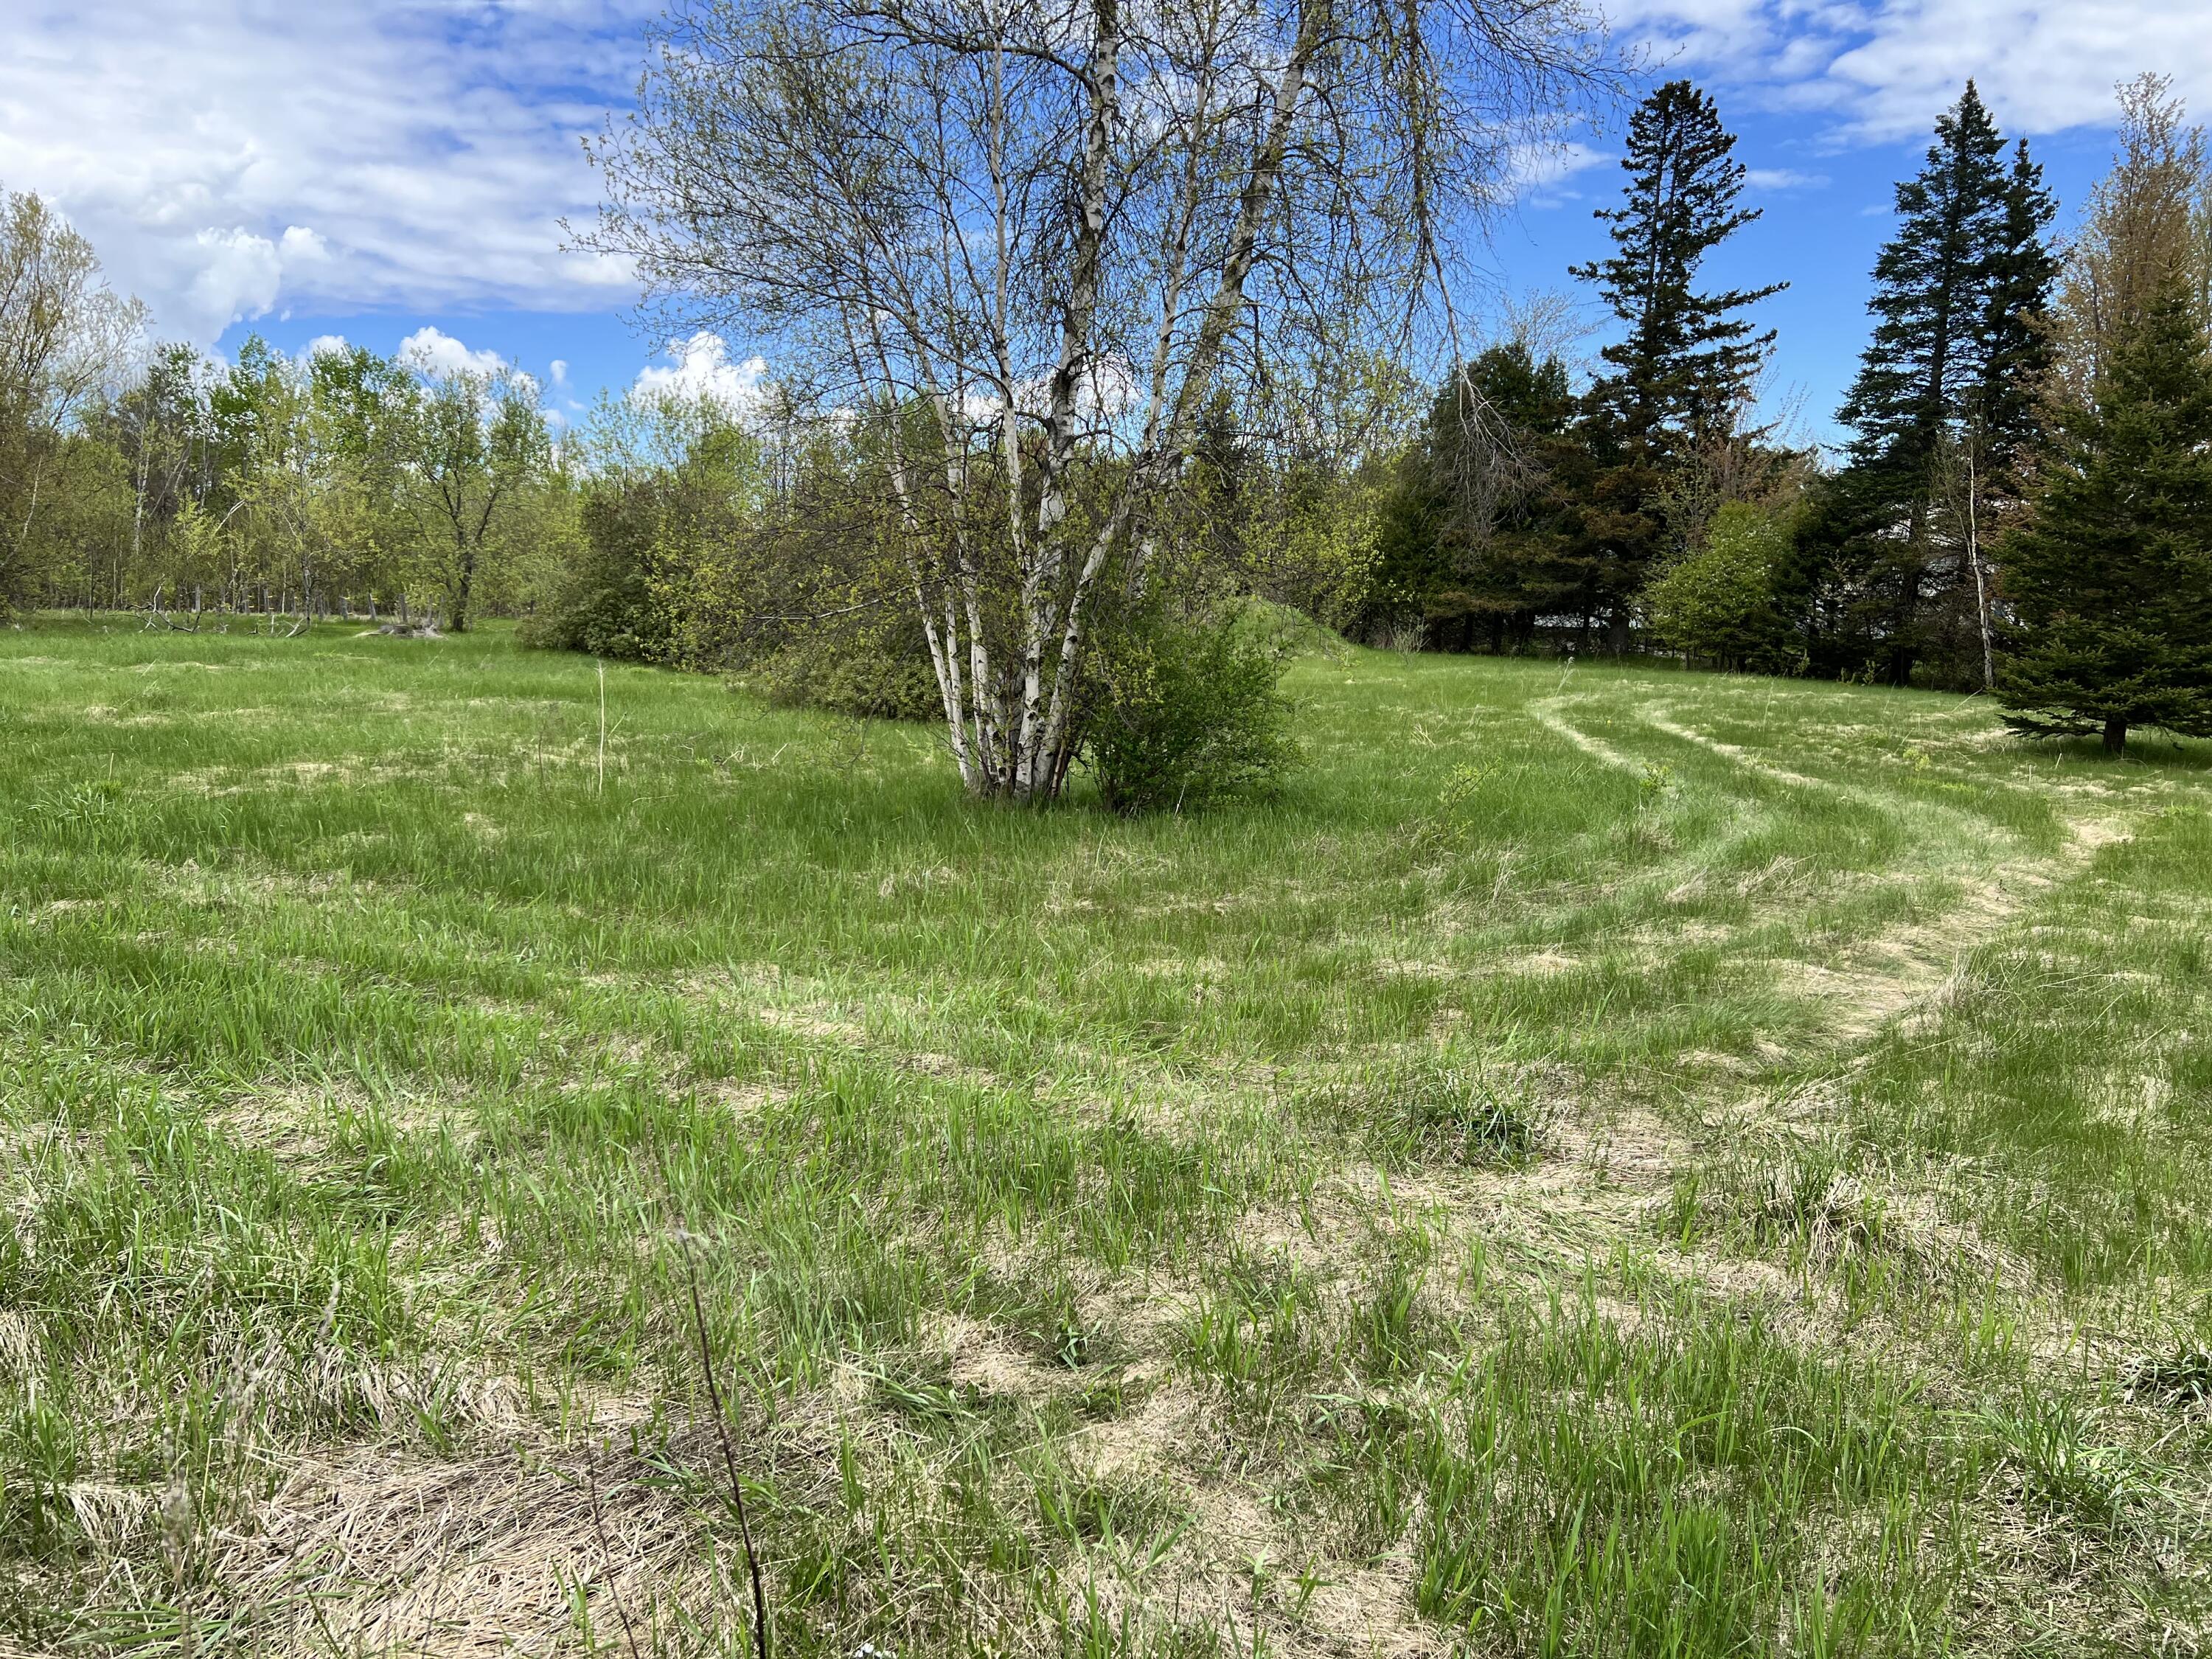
[580,0,1609,801]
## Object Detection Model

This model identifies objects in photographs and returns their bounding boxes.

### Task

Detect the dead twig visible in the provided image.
[586,1448,647,1659]
[652,1141,773,1659]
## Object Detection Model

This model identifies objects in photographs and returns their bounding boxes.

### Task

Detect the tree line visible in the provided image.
[0,198,562,634]
[6,11,2211,787]
[1375,72,2212,753]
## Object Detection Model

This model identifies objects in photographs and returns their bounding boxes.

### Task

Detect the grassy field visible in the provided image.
[3,619,2210,1658]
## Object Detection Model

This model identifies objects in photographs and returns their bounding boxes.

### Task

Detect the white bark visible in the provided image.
[580,0,1607,800]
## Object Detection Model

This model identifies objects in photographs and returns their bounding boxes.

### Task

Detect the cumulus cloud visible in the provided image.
[1822,0,2212,138]
[634,333,769,410]
[0,1,652,344]
[14,0,2202,354]
[181,229,285,338]
[398,327,508,378]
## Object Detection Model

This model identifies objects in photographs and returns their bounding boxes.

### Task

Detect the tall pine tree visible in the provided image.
[1999,282,2212,754]
[1571,80,1784,647]
[1366,344,1586,650]
[1826,83,2056,683]
[1981,139,2061,472]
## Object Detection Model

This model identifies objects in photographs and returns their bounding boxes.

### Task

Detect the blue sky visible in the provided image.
[2,1,2205,449]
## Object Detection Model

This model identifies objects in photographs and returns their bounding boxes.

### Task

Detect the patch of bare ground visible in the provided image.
[196,1078,512,1185]
[661,963,1036,1092]
[1024,1105,1717,1658]
[1054,1374,1450,1658]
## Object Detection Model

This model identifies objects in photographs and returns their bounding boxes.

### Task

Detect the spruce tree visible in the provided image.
[1828,83,2056,682]
[1366,345,1585,650]
[1980,139,2060,473]
[1571,80,1784,645]
[1999,284,2212,754]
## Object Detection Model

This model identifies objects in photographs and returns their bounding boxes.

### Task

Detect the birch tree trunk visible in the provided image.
[580,0,1610,801]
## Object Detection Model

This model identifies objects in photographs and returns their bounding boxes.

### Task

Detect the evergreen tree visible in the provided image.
[1366,344,1586,650]
[1571,80,1784,644]
[1827,83,2057,683]
[1981,139,2061,472]
[1999,285,2212,754]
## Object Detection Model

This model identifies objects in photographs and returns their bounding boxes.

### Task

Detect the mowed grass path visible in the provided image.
[2,621,2208,1656]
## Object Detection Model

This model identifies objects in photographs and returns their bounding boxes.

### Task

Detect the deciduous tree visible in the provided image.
[400,361,549,632]
[2053,75,2212,404]
[579,0,1611,801]
[0,188,144,609]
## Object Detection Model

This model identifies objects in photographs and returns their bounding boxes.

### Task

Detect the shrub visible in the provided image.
[759,632,943,722]
[1307,1055,1545,1168]
[1082,608,1300,815]
[1643,501,1801,672]
[1223,595,1350,660]
[519,479,684,662]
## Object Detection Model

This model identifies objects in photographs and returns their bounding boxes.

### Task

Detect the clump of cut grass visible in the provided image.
[1675,1133,2017,1299]
[964,1263,1124,1371]
[2127,1348,2212,1405]
[1981,1391,2160,1535]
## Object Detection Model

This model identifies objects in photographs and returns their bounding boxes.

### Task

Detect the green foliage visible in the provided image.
[1366,343,1589,650]
[1824,85,2057,685]
[1837,86,2054,476]
[1572,80,1786,641]
[1180,390,1387,632]
[1573,81,1784,460]
[1220,595,1349,659]
[519,475,687,662]
[1644,501,1801,669]
[759,632,942,723]
[2000,285,2212,751]
[1082,608,1301,815]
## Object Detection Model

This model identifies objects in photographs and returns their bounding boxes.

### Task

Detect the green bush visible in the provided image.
[1082,608,1300,815]
[1222,595,1350,660]
[1643,501,1801,672]
[519,479,681,662]
[759,636,943,722]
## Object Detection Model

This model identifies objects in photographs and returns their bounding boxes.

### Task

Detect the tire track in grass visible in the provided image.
[1526,692,1645,775]
[1526,684,2129,1057]
[1632,698,2126,1043]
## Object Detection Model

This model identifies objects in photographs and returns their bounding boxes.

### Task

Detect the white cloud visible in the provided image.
[399,327,507,378]
[1611,0,2212,142]
[634,333,769,410]
[279,226,330,264]
[549,359,570,387]
[302,333,350,361]
[1744,168,1829,191]
[181,228,285,337]
[1822,1,2212,139]
[1506,140,1613,206]
[0,1,653,344]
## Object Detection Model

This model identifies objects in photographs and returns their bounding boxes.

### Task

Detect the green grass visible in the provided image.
[2,617,2209,1655]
